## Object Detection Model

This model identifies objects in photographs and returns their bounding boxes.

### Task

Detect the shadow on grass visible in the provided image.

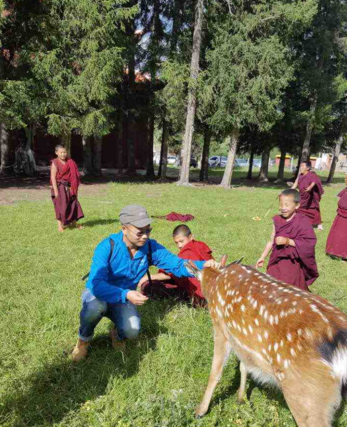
[1,299,174,427]
[81,219,118,228]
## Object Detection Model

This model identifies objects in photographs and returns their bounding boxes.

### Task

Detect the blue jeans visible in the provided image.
[78,290,141,342]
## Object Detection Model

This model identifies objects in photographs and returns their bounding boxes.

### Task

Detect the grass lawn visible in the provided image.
[1,168,347,427]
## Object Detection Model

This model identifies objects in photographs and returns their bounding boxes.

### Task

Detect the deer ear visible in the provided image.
[220,255,228,268]
[228,256,244,266]
[185,261,202,281]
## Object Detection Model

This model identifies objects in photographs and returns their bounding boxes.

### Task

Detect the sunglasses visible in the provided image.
[126,226,152,238]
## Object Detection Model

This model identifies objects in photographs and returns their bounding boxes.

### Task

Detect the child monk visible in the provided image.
[256,189,319,291]
[140,224,213,306]
[326,173,347,260]
[50,144,84,232]
[292,161,324,230]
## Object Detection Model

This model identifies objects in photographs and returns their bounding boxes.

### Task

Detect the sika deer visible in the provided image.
[187,258,347,427]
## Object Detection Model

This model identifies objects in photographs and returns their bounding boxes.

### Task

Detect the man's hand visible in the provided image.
[137,275,148,289]
[256,258,265,269]
[275,236,287,246]
[127,291,148,305]
[203,260,221,269]
[54,190,59,198]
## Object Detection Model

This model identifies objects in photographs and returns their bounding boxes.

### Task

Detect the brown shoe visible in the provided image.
[109,327,126,351]
[71,338,90,362]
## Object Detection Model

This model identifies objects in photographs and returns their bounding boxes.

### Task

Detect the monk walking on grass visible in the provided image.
[256,189,319,291]
[326,173,347,261]
[50,144,84,232]
[292,161,324,230]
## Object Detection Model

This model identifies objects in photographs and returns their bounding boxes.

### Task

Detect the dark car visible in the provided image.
[175,156,198,168]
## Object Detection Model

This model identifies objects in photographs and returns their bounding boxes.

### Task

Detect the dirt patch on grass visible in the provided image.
[0,169,113,205]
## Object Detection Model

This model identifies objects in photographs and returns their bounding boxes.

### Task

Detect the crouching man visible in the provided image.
[72,204,218,361]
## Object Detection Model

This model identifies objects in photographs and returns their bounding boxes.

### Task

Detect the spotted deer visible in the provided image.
[187,257,347,427]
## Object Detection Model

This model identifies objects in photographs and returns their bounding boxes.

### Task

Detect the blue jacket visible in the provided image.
[86,232,205,303]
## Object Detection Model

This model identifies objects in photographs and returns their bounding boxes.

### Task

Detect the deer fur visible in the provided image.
[187,260,347,427]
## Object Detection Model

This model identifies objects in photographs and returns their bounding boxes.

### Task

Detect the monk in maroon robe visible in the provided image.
[292,161,324,229]
[50,144,84,232]
[326,173,347,260]
[140,224,213,306]
[256,189,319,291]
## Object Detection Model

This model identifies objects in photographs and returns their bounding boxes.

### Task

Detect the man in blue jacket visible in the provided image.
[72,204,218,361]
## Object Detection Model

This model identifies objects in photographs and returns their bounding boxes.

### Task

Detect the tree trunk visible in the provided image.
[61,132,71,158]
[158,119,169,178]
[0,123,11,174]
[326,135,343,183]
[82,136,93,175]
[220,128,239,189]
[258,145,270,182]
[301,93,318,163]
[146,114,156,179]
[247,143,255,179]
[93,136,102,176]
[178,0,204,186]
[276,147,286,182]
[199,127,211,182]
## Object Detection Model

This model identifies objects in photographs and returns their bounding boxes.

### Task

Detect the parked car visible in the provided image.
[175,156,198,168]
[208,156,227,167]
[252,159,262,168]
[234,158,248,168]
[167,155,177,165]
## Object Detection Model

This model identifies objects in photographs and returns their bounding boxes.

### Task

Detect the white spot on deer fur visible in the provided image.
[277,354,281,363]
[274,343,279,352]
[280,310,285,318]
[280,340,284,348]
[262,349,267,355]
[238,274,243,279]
[248,325,254,334]
[231,290,235,296]
[286,333,292,342]
[237,296,242,303]
[243,328,248,335]
[253,301,258,309]
[297,329,302,336]
[277,372,285,381]
[232,320,237,329]
[292,301,297,306]
[217,293,225,307]
[290,348,296,357]
[274,315,279,325]
[264,330,269,339]
[216,307,223,318]
[254,318,260,326]
[241,304,246,312]
[257,334,263,343]
[263,311,269,320]
[330,348,347,382]
[269,315,274,325]
[268,344,272,351]
[297,344,303,351]
[259,305,265,315]
[237,324,242,332]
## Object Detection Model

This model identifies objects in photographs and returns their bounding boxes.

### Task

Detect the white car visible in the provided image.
[167,155,177,165]
[208,156,227,167]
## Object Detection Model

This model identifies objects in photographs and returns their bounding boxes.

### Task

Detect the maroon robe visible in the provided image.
[297,171,324,226]
[326,188,347,260]
[267,213,319,290]
[141,240,213,306]
[51,158,84,226]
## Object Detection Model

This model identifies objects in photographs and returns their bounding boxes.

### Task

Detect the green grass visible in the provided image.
[1,170,347,427]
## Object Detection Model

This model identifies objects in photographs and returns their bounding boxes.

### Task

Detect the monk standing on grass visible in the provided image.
[292,160,324,230]
[326,173,347,261]
[50,144,84,232]
[140,224,213,306]
[256,189,319,291]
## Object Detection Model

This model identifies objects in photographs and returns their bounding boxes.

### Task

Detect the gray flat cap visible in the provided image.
[119,204,153,227]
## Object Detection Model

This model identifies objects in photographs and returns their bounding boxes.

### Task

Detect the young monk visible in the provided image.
[326,173,347,261]
[256,189,319,291]
[50,144,84,232]
[140,224,213,306]
[292,161,324,230]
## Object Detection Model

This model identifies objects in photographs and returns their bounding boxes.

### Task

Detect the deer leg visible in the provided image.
[237,361,248,403]
[280,364,341,427]
[195,323,231,418]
